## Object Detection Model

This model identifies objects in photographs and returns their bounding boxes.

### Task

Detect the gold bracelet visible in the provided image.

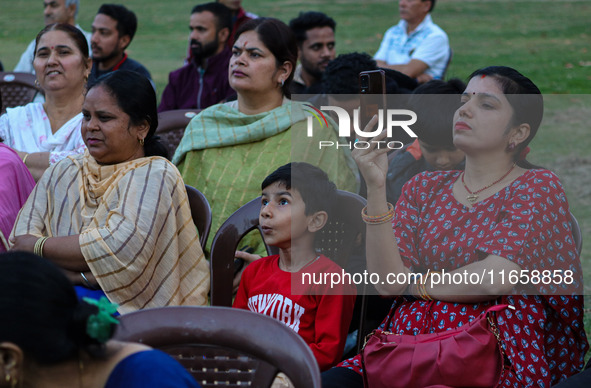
[22,153,29,165]
[418,280,432,301]
[361,202,395,225]
[33,237,43,256]
[33,237,49,257]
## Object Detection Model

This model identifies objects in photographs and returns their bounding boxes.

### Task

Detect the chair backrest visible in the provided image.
[315,190,367,269]
[209,190,367,307]
[570,211,583,256]
[0,72,41,114]
[441,48,453,80]
[155,109,201,159]
[209,196,273,307]
[185,184,212,248]
[113,306,322,388]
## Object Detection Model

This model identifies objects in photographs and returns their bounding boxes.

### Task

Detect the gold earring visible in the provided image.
[139,138,144,146]
[34,79,40,88]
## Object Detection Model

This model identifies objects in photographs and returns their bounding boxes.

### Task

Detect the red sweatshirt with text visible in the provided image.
[233,254,356,371]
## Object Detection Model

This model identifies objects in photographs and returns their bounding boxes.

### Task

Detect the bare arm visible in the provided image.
[376,59,429,79]
[11,234,87,271]
[410,255,521,303]
[18,150,50,182]
[352,118,410,295]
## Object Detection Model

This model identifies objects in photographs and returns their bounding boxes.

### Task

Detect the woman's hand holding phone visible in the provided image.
[352,115,390,190]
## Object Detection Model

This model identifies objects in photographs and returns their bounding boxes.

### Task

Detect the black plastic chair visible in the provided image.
[569,211,583,256]
[0,72,41,114]
[184,184,212,248]
[208,196,273,307]
[113,306,322,388]
[155,109,201,159]
[209,190,367,307]
[441,48,453,80]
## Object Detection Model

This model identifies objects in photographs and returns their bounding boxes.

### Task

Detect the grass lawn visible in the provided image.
[2,0,590,94]
[2,0,591,345]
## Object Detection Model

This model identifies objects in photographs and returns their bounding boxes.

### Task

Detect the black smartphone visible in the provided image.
[358,70,387,137]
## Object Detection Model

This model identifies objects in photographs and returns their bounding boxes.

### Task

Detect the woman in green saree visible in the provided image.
[172,17,358,256]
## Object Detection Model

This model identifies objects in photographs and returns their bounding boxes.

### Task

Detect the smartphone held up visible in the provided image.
[358,70,387,139]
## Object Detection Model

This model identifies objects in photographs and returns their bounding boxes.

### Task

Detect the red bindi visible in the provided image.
[481,74,486,79]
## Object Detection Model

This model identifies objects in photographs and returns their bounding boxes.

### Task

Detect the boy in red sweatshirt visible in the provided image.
[233,162,356,371]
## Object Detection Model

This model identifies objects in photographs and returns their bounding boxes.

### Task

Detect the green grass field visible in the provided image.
[2,0,590,94]
[2,0,591,332]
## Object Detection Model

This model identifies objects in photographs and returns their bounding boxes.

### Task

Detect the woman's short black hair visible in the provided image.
[408,78,466,148]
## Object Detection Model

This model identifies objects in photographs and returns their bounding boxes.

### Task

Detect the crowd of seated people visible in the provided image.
[2,2,590,387]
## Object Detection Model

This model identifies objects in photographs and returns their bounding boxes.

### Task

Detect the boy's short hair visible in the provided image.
[321,52,377,95]
[261,162,337,216]
[408,78,466,148]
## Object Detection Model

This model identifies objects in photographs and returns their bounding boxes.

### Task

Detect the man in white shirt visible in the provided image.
[374,0,449,83]
[14,0,91,74]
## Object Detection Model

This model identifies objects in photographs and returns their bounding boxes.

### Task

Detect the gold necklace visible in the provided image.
[461,163,516,204]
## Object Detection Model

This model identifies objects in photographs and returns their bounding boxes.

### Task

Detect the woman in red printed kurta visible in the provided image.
[322,66,588,388]
[337,169,586,387]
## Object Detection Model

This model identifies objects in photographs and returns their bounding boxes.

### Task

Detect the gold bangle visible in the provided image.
[418,280,431,301]
[22,153,29,165]
[33,237,43,256]
[39,237,49,257]
[33,237,49,257]
[361,202,395,225]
